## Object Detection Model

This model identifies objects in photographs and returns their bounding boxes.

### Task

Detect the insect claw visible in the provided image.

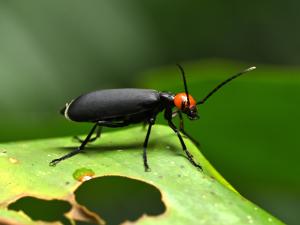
[144,165,151,172]
[196,165,203,171]
[49,159,59,167]
[192,160,203,171]
[145,167,151,172]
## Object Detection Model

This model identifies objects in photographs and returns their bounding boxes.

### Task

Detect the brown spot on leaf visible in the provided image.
[0,218,23,225]
[73,168,95,182]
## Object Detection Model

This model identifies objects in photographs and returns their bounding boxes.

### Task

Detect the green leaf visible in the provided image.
[0,208,34,225]
[0,125,284,225]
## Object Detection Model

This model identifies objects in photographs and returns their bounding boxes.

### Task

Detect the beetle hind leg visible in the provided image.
[49,123,98,166]
[49,147,82,166]
[73,126,102,144]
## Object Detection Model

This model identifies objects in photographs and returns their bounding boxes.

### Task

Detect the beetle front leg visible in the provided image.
[177,111,201,147]
[165,107,202,170]
[172,109,200,146]
[167,120,202,170]
[49,123,98,166]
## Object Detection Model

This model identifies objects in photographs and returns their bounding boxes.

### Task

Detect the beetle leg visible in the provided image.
[177,111,201,147]
[165,110,202,170]
[74,121,129,144]
[142,118,155,172]
[74,126,102,143]
[172,110,178,118]
[49,123,98,166]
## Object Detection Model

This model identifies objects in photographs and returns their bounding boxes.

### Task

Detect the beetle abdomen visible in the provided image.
[62,89,161,122]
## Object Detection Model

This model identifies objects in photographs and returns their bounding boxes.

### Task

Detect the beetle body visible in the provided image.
[50,65,255,171]
[63,89,170,124]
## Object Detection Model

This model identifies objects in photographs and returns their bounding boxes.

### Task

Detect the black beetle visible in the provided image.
[50,64,255,171]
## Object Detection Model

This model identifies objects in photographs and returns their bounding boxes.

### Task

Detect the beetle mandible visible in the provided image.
[50,64,256,171]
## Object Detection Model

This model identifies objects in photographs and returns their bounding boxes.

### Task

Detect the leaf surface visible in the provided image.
[0,125,284,225]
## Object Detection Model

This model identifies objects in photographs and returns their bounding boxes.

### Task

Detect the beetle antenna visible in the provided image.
[176,63,190,106]
[197,66,256,105]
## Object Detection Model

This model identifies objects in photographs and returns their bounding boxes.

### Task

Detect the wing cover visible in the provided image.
[66,89,160,122]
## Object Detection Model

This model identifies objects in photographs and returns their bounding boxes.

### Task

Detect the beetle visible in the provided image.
[50,64,256,171]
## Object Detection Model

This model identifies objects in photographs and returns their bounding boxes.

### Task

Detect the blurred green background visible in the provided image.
[0,1,299,224]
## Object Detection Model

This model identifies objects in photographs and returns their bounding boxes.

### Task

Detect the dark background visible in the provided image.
[0,1,299,224]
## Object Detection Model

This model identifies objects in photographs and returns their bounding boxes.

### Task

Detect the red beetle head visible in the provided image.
[174,92,199,120]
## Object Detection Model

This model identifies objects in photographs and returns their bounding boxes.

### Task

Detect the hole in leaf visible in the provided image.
[8,197,72,225]
[75,175,166,225]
